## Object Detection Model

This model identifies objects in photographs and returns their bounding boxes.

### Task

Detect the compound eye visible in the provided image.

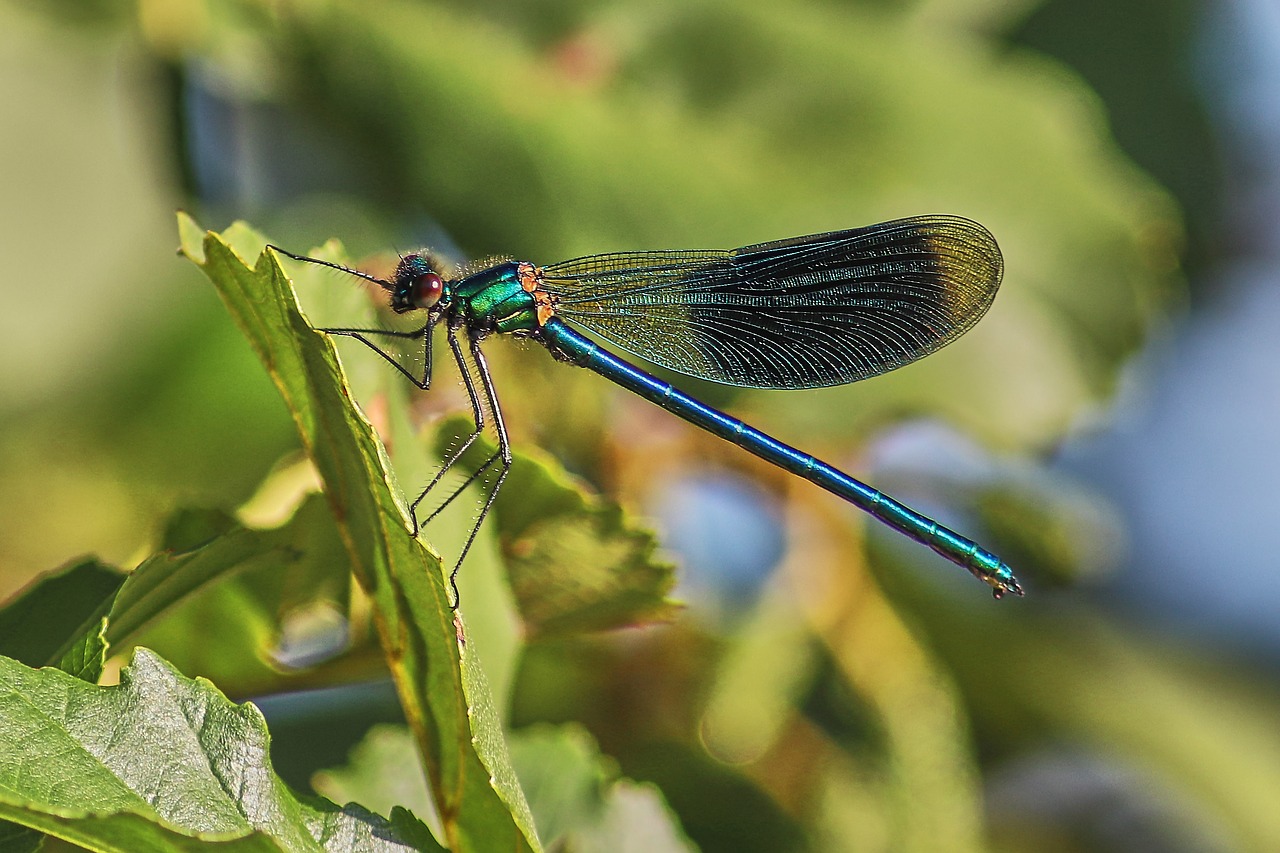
[409,272,444,309]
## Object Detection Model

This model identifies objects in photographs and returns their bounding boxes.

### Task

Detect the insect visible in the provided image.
[269,215,1023,606]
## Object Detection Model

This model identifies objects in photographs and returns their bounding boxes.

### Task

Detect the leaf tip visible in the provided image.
[175,210,207,265]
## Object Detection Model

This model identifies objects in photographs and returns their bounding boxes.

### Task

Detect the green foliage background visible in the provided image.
[1,1,1274,852]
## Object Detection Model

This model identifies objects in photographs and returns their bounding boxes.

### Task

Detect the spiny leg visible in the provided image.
[406,322,489,535]
[421,451,503,528]
[329,320,499,610]
[320,325,433,389]
[445,334,513,609]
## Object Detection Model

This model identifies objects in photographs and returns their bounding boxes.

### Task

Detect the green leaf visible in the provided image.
[0,648,425,852]
[159,506,242,551]
[0,558,124,675]
[437,417,679,638]
[0,821,43,853]
[312,726,435,832]
[180,215,540,852]
[508,724,695,853]
[0,488,384,702]
[59,617,109,684]
[101,495,357,694]
[317,723,694,853]
[20,461,390,698]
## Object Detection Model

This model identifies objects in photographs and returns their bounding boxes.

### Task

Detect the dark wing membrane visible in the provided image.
[539,215,1003,389]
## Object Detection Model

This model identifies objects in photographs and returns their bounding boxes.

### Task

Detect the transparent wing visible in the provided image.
[539,215,1002,389]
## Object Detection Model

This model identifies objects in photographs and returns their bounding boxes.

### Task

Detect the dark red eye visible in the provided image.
[409,272,444,308]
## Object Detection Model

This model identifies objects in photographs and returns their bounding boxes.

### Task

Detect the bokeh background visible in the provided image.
[3,0,1279,851]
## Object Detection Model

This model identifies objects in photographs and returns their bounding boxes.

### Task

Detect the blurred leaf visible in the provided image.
[159,506,242,551]
[973,470,1126,587]
[104,508,299,649]
[0,489,383,699]
[180,215,540,852]
[317,722,695,852]
[1012,0,1221,276]
[0,647,427,852]
[880,567,1280,851]
[610,737,801,853]
[509,725,609,846]
[510,724,696,853]
[701,590,817,767]
[774,499,987,853]
[312,725,435,833]
[0,558,124,674]
[116,495,361,695]
[0,820,43,853]
[567,781,696,853]
[11,0,128,29]
[439,416,679,638]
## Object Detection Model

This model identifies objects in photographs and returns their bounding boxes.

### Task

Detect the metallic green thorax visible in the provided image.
[453,262,539,333]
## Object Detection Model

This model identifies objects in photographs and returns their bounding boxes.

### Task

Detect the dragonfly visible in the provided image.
[269,214,1023,606]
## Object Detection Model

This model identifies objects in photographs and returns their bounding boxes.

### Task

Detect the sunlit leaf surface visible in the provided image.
[0,648,431,852]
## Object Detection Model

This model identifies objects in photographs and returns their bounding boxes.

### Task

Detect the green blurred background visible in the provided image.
[3,0,1279,850]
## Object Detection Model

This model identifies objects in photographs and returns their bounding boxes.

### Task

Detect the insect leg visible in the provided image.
[443,334,513,609]
[406,322,486,533]
[319,325,433,390]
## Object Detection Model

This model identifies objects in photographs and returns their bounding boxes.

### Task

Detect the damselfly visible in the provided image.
[270,215,1023,605]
